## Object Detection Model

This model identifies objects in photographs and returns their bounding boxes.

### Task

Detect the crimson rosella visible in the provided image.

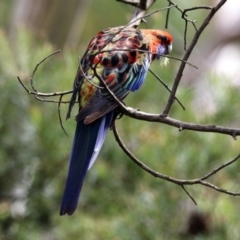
[60,26,172,215]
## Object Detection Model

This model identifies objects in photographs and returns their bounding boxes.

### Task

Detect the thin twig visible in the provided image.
[182,6,212,50]
[17,76,73,98]
[149,69,185,110]
[35,95,70,103]
[58,94,69,136]
[30,50,61,92]
[200,154,240,181]
[95,48,198,69]
[181,185,197,206]
[165,2,171,29]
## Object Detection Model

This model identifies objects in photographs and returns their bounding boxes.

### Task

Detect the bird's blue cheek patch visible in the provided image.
[156,45,167,59]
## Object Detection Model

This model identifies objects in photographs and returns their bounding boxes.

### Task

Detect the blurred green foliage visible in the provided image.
[1,1,240,240]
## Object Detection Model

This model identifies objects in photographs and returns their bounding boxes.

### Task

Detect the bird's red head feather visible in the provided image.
[140,29,172,61]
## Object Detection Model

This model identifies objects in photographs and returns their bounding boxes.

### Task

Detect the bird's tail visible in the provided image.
[60,111,114,215]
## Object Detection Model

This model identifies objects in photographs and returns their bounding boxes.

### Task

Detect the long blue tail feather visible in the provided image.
[60,111,114,215]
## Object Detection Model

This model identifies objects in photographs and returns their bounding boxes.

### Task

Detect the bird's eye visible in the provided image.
[158,35,167,42]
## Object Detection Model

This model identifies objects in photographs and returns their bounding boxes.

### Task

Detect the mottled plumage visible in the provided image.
[60,26,172,215]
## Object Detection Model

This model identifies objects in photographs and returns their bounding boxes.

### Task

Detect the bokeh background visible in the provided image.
[1,0,240,239]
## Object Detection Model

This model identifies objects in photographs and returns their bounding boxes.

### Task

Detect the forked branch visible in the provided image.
[162,0,227,116]
[17,50,73,104]
[112,122,240,201]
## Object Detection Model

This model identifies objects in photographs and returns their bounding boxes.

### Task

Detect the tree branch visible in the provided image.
[112,122,240,197]
[162,0,227,117]
[17,50,73,103]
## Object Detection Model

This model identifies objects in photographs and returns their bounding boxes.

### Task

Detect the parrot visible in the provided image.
[60,26,172,215]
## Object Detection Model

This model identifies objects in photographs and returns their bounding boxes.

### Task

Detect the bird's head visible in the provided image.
[155,31,172,59]
[141,29,173,63]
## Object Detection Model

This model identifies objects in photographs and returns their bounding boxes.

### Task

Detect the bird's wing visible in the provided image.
[71,27,151,124]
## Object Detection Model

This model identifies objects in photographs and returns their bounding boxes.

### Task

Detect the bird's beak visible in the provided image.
[167,44,172,54]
